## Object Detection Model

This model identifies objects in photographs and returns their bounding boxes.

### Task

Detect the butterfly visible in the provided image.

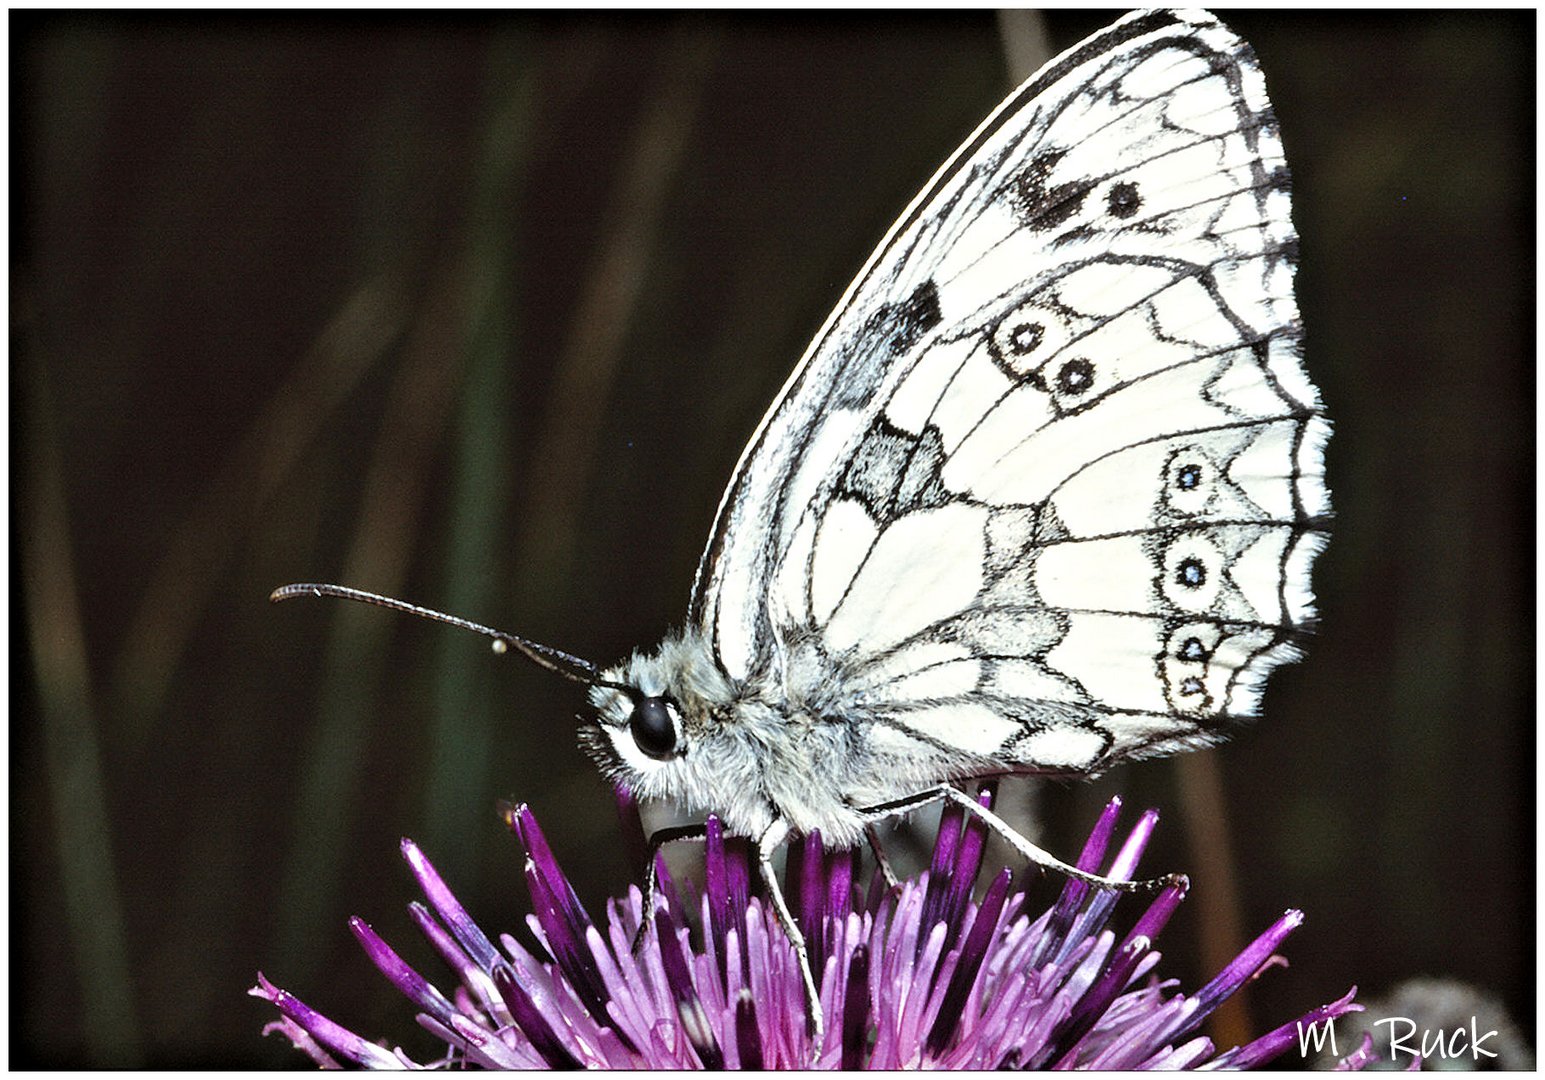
[276,8,1328,1048]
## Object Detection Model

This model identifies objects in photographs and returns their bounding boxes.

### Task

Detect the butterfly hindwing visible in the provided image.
[691,10,1327,777]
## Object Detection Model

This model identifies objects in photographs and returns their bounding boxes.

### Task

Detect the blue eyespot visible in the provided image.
[1176,558,1206,588]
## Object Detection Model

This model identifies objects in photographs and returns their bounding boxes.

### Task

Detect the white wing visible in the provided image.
[690,10,1328,775]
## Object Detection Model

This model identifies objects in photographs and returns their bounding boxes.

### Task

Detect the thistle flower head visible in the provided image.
[253,789,1366,1068]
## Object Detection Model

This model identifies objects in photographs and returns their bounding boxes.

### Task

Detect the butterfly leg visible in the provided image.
[854,785,1183,894]
[631,822,709,956]
[853,786,958,823]
[934,785,1185,894]
[755,818,825,1059]
[863,823,900,888]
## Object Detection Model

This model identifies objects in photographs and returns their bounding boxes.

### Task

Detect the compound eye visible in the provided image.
[629,696,679,760]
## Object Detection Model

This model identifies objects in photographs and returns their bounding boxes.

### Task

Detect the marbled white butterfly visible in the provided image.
[276,8,1328,1045]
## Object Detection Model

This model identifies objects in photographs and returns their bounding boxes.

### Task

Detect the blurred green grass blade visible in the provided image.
[21,336,144,1066]
[419,32,538,866]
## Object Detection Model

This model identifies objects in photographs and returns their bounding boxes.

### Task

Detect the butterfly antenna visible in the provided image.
[270,582,611,688]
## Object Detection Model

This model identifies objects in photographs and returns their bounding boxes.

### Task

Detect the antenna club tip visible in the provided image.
[491,638,509,655]
[270,583,323,604]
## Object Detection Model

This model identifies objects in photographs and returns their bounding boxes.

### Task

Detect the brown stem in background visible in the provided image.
[110,278,408,754]
[513,22,719,595]
[272,273,470,984]
[996,9,1052,85]
[1176,749,1254,1048]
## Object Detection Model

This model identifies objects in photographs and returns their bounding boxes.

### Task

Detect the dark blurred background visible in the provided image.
[12,10,1532,1068]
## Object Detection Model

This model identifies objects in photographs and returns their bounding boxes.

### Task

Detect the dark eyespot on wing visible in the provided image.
[888,279,942,356]
[1178,637,1208,662]
[1107,180,1141,218]
[1014,149,1096,231]
[832,280,943,410]
[1055,358,1095,396]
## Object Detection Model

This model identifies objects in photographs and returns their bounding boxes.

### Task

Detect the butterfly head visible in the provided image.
[583,633,720,773]
[584,682,690,774]
[578,630,776,831]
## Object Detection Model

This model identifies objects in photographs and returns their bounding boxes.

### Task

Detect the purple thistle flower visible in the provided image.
[252,790,1369,1069]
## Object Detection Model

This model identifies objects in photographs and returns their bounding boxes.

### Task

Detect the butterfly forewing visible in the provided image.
[691,11,1327,777]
